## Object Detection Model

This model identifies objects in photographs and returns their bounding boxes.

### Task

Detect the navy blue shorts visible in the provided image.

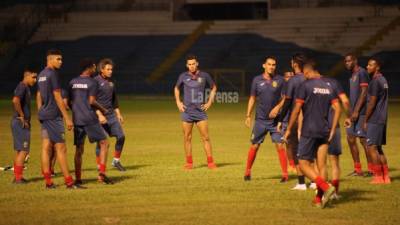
[366,123,386,146]
[181,108,207,123]
[251,119,283,144]
[281,121,288,134]
[103,114,125,138]
[328,127,342,156]
[10,118,30,151]
[74,123,107,146]
[346,115,366,138]
[298,136,329,161]
[41,117,65,143]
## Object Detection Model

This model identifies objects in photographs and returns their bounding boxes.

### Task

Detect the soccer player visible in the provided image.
[69,58,113,185]
[281,70,295,172]
[284,58,340,208]
[363,57,390,184]
[94,58,126,171]
[11,66,37,183]
[36,49,77,189]
[244,56,288,182]
[277,53,308,190]
[174,54,217,169]
[344,53,372,176]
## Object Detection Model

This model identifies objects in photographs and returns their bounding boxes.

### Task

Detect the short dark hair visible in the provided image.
[98,58,114,72]
[23,64,38,74]
[291,52,307,70]
[344,52,357,60]
[79,58,96,73]
[265,55,277,62]
[46,49,62,56]
[186,54,197,61]
[304,57,317,69]
[369,56,383,67]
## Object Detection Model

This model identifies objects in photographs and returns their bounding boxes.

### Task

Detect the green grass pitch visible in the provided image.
[0,99,399,225]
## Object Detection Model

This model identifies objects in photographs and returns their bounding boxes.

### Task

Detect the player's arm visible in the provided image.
[112,89,123,123]
[269,97,284,119]
[12,96,29,128]
[297,109,303,139]
[202,84,217,111]
[174,86,186,112]
[54,90,73,130]
[245,95,256,128]
[36,91,42,110]
[351,85,368,122]
[89,96,108,115]
[329,99,341,142]
[283,100,302,141]
[338,93,351,127]
[363,95,377,131]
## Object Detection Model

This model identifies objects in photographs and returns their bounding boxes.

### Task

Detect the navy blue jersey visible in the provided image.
[250,74,284,121]
[175,71,215,108]
[349,66,369,115]
[367,73,388,124]
[94,75,118,116]
[37,67,62,120]
[61,88,68,99]
[69,75,99,126]
[296,78,338,138]
[323,77,345,127]
[13,82,31,121]
[284,73,305,119]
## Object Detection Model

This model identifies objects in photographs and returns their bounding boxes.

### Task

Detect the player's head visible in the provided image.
[23,65,38,87]
[282,67,294,81]
[367,56,383,75]
[262,56,277,76]
[303,58,317,79]
[344,53,358,71]
[291,52,307,72]
[46,49,62,69]
[186,54,199,74]
[79,58,96,75]
[98,58,114,78]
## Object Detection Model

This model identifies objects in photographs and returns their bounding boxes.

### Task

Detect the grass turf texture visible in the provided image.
[0,99,399,225]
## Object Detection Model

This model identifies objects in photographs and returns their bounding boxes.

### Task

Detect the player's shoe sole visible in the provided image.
[98,173,114,185]
[370,176,385,184]
[207,163,217,170]
[46,183,56,189]
[13,178,28,184]
[112,160,126,171]
[321,186,336,208]
[184,163,193,170]
[292,184,307,190]
[347,171,364,177]
[384,176,391,184]
[67,183,87,189]
[244,175,251,181]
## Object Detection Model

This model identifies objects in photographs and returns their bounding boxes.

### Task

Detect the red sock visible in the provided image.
[114,150,122,160]
[14,164,23,181]
[64,175,74,186]
[96,156,100,166]
[277,148,288,177]
[331,179,339,193]
[75,168,81,181]
[207,156,214,164]
[374,164,382,177]
[289,159,295,168]
[315,176,330,192]
[99,163,106,174]
[245,147,257,175]
[43,172,53,185]
[354,162,362,173]
[186,155,193,164]
[368,163,373,173]
[382,164,389,177]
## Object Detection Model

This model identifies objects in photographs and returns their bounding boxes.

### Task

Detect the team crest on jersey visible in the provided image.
[61,133,65,140]
[351,75,357,82]
[260,82,265,86]
[197,77,203,83]
[23,141,28,148]
[272,81,278,88]
[109,82,114,87]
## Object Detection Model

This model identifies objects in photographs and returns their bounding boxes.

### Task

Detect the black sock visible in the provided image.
[298,175,305,184]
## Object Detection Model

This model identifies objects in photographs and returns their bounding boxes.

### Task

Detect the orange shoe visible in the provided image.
[207,163,217,170]
[384,175,391,184]
[184,163,193,170]
[370,176,385,184]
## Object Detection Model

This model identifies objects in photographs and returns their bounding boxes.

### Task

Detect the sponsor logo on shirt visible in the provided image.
[383,83,388,89]
[272,81,278,88]
[197,77,203,83]
[72,83,88,89]
[101,82,105,86]
[313,88,331,95]
[38,77,47,82]
[109,82,114,87]
[23,141,28,148]
[260,82,265,86]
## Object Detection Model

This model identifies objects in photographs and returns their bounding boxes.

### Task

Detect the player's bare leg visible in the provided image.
[286,142,296,172]
[74,144,84,184]
[329,155,341,199]
[244,143,260,181]
[98,139,113,184]
[13,151,28,183]
[197,120,216,169]
[41,138,54,187]
[275,143,288,182]
[182,122,194,169]
[346,135,363,176]
[360,137,373,176]
[377,148,390,183]
[54,143,74,187]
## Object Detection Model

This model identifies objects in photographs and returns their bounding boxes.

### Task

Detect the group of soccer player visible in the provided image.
[173,53,390,209]
[11,49,127,189]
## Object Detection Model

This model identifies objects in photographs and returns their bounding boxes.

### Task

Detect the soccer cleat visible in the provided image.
[384,176,391,184]
[312,198,322,208]
[13,178,28,184]
[75,180,83,186]
[244,175,251,181]
[280,177,288,183]
[46,183,56,189]
[347,171,364,177]
[288,166,297,174]
[321,186,336,208]
[67,183,87,189]
[309,182,317,190]
[330,193,342,201]
[98,173,114,185]
[370,176,385,184]
[184,163,193,170]
[112,160,126,171]
[292,183,307,191]
[364,171,373,177]
[207,162,217,170]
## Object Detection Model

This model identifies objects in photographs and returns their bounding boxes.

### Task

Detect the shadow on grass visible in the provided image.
[265,174,298,180]
[70,164,151,173]
[335,188,375,205]
[81,175,136,184]
[389,174,400,182]
[196,162,241,169]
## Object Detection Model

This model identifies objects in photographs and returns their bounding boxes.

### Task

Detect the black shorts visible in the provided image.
[298,136,329,161]
[366,123,386,146]
[74,123,107,146]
